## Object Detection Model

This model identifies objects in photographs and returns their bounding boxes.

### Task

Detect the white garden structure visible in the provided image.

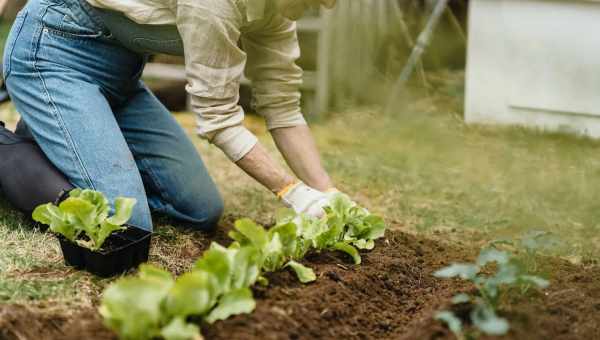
[465,0,600,138]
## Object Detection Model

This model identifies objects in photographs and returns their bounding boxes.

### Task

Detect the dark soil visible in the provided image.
[1,228,599,340]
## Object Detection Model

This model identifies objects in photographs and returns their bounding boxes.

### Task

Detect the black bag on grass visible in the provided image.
[0,121,74,214]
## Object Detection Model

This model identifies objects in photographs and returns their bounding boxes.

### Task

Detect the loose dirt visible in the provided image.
[1,227,598,340]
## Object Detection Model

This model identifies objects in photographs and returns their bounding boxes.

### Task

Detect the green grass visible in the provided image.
[0,199,105,304]
[311,87,600,262]
[0,22,12,57]
[1,74,599,306]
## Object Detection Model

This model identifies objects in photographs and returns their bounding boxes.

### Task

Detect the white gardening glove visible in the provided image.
[279,182,334,219]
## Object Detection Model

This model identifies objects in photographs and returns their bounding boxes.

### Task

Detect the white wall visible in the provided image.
[465,0,600,137]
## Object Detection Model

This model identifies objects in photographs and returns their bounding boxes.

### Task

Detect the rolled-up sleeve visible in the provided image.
[176,0,257,162]
[242,16,307,131]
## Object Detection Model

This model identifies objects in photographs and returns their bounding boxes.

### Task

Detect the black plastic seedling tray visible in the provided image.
[58,226,151,277]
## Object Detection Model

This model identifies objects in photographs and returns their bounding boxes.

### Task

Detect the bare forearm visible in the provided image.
[235,143,296,194]
[270,125,333,191]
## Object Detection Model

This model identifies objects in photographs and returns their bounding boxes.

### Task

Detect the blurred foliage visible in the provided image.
[0,22,11,57]
[0,1,470,111]
[324,0,468,109]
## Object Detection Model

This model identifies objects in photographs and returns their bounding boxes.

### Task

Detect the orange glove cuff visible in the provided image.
[276,181,301,199]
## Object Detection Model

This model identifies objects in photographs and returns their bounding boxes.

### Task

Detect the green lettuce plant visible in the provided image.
[100,242,261,340]
[32,189,136,251]
[434,248,549,339]
[229,218,316,283]
[229,194,388,282]
[100,193,387,340]
[325,194,387,250]
[290,194,387,265]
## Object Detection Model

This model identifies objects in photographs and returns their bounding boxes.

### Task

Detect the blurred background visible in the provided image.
[135,0,469,115]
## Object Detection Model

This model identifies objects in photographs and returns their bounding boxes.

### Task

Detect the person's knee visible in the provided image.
[199,196,224,230]
[172,193,224,232]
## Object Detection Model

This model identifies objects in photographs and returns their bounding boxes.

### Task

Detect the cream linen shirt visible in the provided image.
[86,0,307,161]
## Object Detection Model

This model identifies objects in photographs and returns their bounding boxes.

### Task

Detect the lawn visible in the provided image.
[1,75,599,338]
[0,22,10,57]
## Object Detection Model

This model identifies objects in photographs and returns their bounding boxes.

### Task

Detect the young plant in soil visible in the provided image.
[100,194,387,340]
[229,194,387,283]
[100,243,261,340]
[32,189,136,251]
[229,218,316,283]
[290,194,387,265]
[434,248,550,339]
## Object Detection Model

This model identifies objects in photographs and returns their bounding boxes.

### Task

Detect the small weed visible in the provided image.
[434,248,549,339]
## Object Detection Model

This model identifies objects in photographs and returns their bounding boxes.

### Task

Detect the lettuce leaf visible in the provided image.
[165,271,220,318]
[332,242,362,265]
[285,260,317,283]
[205,287,256,324]
[32,189,136,251]
[99,265,173,340]
[160,317,202,340]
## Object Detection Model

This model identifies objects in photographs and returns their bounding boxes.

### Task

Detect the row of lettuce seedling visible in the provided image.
[32,189,550,338]
[98,195,387,340]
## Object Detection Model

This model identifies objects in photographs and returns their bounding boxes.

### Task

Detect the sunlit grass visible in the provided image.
[312,86,600,262]
[0,22,11,56]
[0,200,102,304]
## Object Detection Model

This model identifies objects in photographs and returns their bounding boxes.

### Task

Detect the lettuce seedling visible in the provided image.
[101,241,262,340]
[100,265,175,340]
[194,242,260,322]
[100,195,387,340]
[286,194,387,265]
[434,248,549,338]
[324,194,387,250]
[229,218,316,283]
[32,189,136,251]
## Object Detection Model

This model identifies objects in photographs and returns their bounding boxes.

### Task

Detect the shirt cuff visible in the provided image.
[263,108,308,130]
[211,125,259,162]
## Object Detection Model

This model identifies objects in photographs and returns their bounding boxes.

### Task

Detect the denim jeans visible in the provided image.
[3,0,224,232]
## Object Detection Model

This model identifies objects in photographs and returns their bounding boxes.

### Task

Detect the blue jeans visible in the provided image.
[3,0,224,232]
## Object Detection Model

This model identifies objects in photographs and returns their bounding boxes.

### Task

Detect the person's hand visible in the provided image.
[279,182,338,219]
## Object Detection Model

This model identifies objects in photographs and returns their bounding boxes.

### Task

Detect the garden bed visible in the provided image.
[0,228,598,340]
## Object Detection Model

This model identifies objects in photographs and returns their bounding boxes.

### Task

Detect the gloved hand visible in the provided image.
[279,182,339,219]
